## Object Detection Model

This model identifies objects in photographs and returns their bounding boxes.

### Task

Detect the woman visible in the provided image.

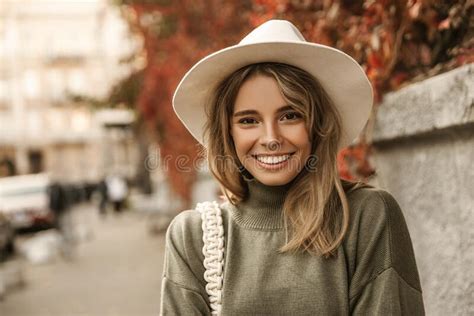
[160,20,424,315]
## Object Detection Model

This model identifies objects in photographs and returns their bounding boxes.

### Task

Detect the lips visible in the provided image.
[251,152,296,165]
[251,152,296,157]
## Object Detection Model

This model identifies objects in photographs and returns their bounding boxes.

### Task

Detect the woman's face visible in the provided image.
[231,75,312,186]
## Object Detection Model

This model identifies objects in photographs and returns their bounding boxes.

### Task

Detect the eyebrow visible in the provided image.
[233,105,294,117]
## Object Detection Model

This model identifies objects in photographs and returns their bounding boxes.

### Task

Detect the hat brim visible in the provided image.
[173,41,373,150]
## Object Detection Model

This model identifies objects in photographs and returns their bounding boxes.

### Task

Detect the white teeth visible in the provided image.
[255,154,291,164]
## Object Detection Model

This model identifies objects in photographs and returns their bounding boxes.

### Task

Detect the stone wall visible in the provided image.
[372,64,473,315]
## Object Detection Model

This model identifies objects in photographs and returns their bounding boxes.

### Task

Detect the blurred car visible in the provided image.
[0,173,55,231]
[0,212,15,261]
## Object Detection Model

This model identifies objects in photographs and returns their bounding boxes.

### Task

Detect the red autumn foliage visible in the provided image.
[119,1,252,206]
[117,0,472,202]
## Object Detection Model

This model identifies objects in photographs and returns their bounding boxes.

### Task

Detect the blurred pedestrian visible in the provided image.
[48,182,76,261]
[105,174,128,213]
[97,178,108,217]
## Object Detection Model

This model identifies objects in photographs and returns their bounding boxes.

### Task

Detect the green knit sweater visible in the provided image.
[160,179,425,315]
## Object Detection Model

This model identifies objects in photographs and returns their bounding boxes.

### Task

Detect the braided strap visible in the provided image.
[196,201,225,316]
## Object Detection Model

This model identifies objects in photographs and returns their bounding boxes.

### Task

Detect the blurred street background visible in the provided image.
[0,203,165,316]
[0,0,472,315]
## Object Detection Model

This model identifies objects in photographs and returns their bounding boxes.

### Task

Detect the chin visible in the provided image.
[252,173,297,186]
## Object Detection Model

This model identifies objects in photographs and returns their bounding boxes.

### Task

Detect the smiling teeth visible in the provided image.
[255,155,291,164]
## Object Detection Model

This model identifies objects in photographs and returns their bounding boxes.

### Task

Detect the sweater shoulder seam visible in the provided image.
[349,266,423,301]
[163,275,205,296]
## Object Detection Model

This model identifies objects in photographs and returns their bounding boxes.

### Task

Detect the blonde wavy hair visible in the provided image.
[203,62,370,258]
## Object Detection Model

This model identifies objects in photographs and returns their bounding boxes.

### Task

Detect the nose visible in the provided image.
[260,122,283,152]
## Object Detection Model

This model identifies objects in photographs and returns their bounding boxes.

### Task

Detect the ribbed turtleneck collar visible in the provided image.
[231,178,294,230]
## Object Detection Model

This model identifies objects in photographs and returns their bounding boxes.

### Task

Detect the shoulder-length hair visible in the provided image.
[203,62,369,258]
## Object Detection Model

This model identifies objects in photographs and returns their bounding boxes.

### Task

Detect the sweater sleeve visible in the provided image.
[347,189,425,315]
[159,211,211,315]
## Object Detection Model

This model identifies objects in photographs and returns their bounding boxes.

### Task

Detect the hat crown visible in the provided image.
[239,20,307,45]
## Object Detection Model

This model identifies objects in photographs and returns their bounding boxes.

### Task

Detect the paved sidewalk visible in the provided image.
[0,205,166,316]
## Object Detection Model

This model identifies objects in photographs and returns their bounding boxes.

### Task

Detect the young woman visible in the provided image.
[160,20,424,315]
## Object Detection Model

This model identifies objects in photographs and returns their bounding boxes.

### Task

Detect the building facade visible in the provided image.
[0,0,141,183]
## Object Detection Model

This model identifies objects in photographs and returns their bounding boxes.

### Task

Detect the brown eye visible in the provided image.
[281,112,302,121]
[238,117,258,124]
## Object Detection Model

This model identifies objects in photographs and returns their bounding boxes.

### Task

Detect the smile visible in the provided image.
[252,153,295,165]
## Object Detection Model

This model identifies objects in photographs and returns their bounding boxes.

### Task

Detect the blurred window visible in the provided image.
[28,150,43,174]
[68,69,86,95]
[23,69,41,100]
[46,69,65,103]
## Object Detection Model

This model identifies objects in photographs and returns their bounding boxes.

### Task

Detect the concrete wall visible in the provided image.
[372,64,473,315]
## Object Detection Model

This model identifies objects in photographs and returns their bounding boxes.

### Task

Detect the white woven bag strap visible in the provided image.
[195,201,225,316]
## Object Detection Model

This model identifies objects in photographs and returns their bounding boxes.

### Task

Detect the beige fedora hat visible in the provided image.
[173,19,373,150]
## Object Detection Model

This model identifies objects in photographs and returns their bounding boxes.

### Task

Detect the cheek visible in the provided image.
[231,127,259,157]
[283,125,311,148]
[233,133,254,157]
